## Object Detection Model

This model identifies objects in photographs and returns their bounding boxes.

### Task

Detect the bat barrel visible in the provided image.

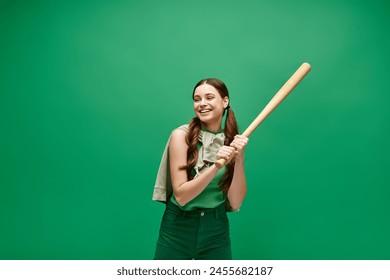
[215,62,311,169]
[242,62,311,137]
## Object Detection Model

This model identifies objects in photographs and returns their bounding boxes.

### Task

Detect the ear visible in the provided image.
[223,96,229,108]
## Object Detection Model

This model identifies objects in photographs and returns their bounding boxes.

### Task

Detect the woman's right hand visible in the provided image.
[216,145,237,164]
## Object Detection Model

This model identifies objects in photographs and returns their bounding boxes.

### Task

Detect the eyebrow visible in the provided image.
[194,92,216,97]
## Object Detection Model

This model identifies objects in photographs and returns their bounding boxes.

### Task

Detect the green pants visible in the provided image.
[154,199,232,260]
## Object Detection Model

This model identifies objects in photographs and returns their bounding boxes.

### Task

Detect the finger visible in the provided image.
[221,147,234,154]
[231,138,246,145]
[230,143,239,150]
[219,150,234,160]
[218,150,233,158]
[231,142,244,149]
[232,139,248,148]
[234,135,249,144]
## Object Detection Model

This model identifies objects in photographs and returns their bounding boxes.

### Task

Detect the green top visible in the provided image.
[153,124,232,211]
[170,126,226,210]
[170,165,226,210]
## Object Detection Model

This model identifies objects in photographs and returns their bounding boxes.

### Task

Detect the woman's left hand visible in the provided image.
[230,135,249,159]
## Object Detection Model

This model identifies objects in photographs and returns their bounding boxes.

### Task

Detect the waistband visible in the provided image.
[166,199,226,219]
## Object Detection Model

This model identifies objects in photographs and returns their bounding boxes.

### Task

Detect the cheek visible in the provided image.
[214,101,224,111]
[193,104,200,114]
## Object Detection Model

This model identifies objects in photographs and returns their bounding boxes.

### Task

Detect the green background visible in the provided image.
[1,0,389,260]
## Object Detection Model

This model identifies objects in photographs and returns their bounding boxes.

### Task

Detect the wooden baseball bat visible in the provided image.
[215,62,312,169]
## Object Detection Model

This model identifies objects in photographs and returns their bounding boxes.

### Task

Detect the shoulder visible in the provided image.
[169,126,189,157]
[170,124,188,144]
[171,124,189,136]
[171,127,187,138]
[175,124,189,133]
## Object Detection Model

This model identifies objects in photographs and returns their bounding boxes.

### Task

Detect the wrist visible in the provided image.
[235,154,245,163]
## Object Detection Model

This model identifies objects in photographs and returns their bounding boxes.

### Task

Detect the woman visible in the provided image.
[152,78,248,260]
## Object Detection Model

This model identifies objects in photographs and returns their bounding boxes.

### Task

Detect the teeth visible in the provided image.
[200,110,211,113]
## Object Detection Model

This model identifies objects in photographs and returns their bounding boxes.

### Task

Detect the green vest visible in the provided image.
[171,126,226,210]
[170,165,226,210]
[153,124,231,211]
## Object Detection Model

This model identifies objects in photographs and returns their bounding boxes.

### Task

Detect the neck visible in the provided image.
[201,121,223,133]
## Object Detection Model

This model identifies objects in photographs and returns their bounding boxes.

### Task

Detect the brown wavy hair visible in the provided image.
[181,78,239,193]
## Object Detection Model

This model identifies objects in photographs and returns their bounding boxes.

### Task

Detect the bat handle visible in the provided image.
[215,131,251,168]
[215,157,227,169]
[214,130,249,168]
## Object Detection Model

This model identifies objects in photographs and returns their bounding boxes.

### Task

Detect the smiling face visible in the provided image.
[193,83,229,131]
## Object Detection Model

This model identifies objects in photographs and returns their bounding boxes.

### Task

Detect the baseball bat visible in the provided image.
[215,62,312,169]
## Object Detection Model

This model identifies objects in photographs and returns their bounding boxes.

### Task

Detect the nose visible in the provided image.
[199,98,207,106]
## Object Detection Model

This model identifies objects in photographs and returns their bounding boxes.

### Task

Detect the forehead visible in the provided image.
[193,84,219,96]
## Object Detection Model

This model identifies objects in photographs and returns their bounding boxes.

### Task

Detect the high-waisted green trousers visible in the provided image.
[154,199,232,260]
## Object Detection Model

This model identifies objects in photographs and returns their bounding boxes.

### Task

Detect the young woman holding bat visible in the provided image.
[153,78,249,260]
[152,62,311,260]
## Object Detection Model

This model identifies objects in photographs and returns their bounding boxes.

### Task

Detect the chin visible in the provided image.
[197,114,212,121]
[199,117,218,126]
[196,111,221,124]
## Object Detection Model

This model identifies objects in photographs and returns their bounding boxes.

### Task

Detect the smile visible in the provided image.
[200,109,212,113]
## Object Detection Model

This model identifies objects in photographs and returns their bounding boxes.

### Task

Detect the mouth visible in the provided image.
[199,109,212,114]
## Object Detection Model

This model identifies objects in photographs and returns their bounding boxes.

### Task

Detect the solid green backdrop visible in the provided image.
[0,0,389,259]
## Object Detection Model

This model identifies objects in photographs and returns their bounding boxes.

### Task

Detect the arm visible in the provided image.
[226,135,249,210]
[169,128,221,206]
